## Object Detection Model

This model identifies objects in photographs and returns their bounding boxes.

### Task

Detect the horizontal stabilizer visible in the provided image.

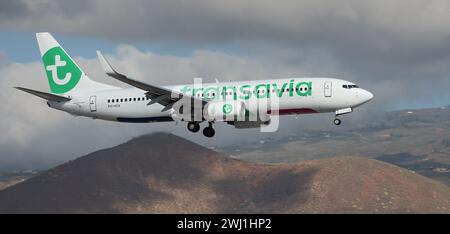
[15,87,71,102]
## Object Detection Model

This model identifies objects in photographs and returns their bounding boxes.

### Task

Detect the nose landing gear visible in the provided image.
[333,108,352,126]
[333,118,341,125]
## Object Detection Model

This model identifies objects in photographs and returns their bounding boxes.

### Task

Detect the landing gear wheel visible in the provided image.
[334,118,342,125]
[187,122,200,133]
[203,127,215,138]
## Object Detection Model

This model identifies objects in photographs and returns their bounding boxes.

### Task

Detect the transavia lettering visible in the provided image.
[180,80,312,101]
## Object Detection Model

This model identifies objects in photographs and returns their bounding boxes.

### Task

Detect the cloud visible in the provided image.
[0,42,390,171]
[0,0,28,20]
[2,1,450,51]
[0,45,328,171]
[2,1,450,53]
[1,1,450,171]
[1,1,449,101]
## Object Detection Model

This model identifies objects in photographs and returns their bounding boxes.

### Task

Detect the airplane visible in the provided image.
[15,32,373,138]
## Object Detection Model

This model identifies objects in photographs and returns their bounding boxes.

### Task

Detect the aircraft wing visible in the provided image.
[15,87,72,102]
[96,51,206,112]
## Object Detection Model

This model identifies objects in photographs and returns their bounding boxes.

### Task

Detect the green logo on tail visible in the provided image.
[42,47,82,94]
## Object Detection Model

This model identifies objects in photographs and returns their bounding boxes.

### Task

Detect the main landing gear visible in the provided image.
[187,121,215,137]
[187,122,200,133]
[203,122,215,138]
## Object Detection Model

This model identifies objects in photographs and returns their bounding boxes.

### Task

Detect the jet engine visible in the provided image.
[203,101,246,122]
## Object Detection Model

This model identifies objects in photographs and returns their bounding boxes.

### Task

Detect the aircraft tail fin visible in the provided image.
[36,32,116,95]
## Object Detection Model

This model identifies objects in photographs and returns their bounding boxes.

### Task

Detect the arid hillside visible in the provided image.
[0,133,448,213]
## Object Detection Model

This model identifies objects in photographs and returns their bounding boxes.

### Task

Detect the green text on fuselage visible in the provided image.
[180,80,312,101]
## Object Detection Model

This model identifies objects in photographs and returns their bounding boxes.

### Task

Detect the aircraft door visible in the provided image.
[89,96,97,112]
[324,81,332,97]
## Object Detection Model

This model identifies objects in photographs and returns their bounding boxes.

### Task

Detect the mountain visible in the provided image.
[0,171,38,191]
[0,133,449,213]
[224,106,450,185]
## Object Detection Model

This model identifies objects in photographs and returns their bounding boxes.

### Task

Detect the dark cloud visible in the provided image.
[0,1,450,171]
[2,1,449,83]
[0,0,28,20]
[2,1,450,67]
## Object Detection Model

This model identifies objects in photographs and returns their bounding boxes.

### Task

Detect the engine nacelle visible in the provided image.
[169,109,183,122]
[203,101,246,122]
[228,119,271,129]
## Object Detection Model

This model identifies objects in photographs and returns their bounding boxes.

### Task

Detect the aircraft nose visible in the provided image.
[361,89,374,103]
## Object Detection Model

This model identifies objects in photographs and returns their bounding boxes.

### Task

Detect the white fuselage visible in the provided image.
[48,77,373,123]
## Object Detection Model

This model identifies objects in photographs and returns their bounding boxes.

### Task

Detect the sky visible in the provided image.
[0,0,450,171]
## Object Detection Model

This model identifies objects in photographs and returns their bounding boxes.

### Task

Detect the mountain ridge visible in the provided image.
[0,132,448,213]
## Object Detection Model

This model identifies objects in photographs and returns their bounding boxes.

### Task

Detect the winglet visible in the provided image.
[96,50,152,90]
[96,50,121,78]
